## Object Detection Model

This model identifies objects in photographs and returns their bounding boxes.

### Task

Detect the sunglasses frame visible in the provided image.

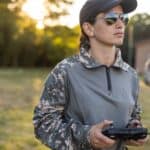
[103,12,129,25]
[95,12,129,26]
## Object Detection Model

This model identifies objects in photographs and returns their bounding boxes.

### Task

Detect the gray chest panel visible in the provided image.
[65,63,135,127]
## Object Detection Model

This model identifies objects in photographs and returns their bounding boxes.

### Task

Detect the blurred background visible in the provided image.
[0,0,150,149]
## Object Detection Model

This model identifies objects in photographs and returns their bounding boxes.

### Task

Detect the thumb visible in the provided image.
[97,120,113,129]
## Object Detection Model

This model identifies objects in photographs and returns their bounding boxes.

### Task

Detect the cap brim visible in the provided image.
[102,0,137,14]
[120,0,137,13]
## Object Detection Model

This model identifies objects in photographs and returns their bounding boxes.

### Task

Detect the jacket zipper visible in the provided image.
[105,67,112,93]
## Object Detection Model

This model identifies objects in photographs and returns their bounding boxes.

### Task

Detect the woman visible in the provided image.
[33,0,148,149]
[144,59,150,85]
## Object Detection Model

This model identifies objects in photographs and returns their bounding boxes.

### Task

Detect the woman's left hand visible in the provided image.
[126,136,149,146]
[126,119,149,146]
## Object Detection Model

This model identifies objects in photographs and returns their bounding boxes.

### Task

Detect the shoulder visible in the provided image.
[123,61,138,79]
[128,65,138,78]
[52,54,79,75]
[129,66,138,80]
[122,61,139,87]
[45,55,79,85]
[125,64,139,89]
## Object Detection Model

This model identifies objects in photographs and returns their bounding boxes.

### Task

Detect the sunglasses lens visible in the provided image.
[104,13,129,25]
[122,16,129,25]
[105,17,117,25]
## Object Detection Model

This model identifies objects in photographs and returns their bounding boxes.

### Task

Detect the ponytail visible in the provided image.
[79,32,90,50]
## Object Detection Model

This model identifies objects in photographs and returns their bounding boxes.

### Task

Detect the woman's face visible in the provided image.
[90,5,127,46]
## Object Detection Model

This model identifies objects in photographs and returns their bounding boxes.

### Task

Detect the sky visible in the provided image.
[22,0,150,28]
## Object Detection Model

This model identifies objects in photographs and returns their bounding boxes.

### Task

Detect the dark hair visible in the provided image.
[80,32,90,50]
[79,19,95,50]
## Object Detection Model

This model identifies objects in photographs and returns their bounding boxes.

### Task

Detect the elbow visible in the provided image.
[33,125,54,149]
[33,126,41,140]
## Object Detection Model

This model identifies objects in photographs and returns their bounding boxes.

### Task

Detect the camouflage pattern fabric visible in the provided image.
[33,47,141,150]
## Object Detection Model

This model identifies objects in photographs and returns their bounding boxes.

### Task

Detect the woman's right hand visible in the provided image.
[88,120,116,149]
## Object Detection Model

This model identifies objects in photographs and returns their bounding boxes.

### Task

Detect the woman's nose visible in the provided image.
[115,19,125,29]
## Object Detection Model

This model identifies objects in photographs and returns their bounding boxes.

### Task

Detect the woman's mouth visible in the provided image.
[114,32,124,38]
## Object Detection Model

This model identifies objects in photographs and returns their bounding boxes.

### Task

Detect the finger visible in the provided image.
[128,119,142,127]
[137,135,149,143]
[128,140,142,146]
[97,120,113,129]
[93,138,114,149]
[95,131,116,145]
[89,121,115,149]
[92,142,106,149]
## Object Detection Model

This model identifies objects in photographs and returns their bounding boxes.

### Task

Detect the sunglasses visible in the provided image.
[103,12,129,25]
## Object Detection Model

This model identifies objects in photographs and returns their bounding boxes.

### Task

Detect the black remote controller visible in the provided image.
[102,127,148,140]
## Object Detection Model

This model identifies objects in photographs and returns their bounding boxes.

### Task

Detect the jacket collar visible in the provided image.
[79,47,129,71]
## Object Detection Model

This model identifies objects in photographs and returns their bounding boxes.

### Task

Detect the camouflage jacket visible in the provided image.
[33,47,141,150]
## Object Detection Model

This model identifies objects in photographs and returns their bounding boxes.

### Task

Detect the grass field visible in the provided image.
[0,68,149,150]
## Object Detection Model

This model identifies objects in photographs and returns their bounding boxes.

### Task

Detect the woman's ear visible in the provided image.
[82,22,94,37]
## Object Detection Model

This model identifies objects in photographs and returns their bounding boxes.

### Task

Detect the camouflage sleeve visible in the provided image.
[131,73,141,121]
[33,61,92,150]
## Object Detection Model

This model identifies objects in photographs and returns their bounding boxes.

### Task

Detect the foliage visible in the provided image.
[0,0,150,67]
[121,13,150,66]
[129,13,150,42]
[41,25,79,66]
[44,0,73,20]
[0,3,19,66]
[0,0,79,67]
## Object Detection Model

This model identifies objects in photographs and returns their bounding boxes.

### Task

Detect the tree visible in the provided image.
[44,0,73,19]
[130,13,150,41]
[2,0,74,27]
[121,13,150,66]
[35,25,79,67]
[0,0,37,66]
[0,2,79,67]
[0,2,19,66]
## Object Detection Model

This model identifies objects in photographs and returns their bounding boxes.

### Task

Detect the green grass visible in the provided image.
[0,68,49,150]
[127,81,150,150]
[0,68,149,150]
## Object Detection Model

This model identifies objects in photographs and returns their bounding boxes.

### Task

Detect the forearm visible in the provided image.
[33,105,91,150]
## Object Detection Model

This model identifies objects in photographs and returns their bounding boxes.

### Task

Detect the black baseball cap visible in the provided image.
[80,0,137,25]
